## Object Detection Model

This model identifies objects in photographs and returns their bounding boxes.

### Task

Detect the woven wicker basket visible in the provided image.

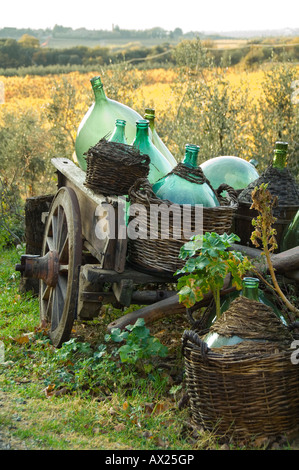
[235,164,299,251]
[182,297,299,440]
[127,178,238,274]
[84,138,150,196]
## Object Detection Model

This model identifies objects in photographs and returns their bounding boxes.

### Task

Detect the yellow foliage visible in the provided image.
[0,65,298,128]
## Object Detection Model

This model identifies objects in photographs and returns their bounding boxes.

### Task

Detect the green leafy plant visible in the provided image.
[105,318,168,371]
[176,231,253,318]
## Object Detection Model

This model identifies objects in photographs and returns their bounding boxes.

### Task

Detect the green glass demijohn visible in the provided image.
[144,108,177,168]
[204,277,287,348]
[152,144,220,207]
[75,76,143,171]
[200,155,259,191]
[131,119,173,184]
[281,209,299,251]
[237,141,299,251]
[108,119,127,144]
[220,277,286,323]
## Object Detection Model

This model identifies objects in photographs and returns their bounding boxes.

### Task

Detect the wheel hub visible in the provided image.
[16,251,60,287]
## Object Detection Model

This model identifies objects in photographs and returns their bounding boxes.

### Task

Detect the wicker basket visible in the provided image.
[127,178,238,274]
[84,138,150,196]
[235,164,299,251]
[182,297,299,440]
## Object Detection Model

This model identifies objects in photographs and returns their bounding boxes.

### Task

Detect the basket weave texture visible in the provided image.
[235,165,299,251]
[127,177,238,274]
[182,297,299,440]
[84,138,150,196]
[238,164,299,211]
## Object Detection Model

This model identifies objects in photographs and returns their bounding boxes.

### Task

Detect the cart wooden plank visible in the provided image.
[51,158,127,273]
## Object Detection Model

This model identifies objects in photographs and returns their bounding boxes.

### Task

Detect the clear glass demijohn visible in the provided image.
[75,76,143,171]
[144,108,177,168]
[200,155,259,191]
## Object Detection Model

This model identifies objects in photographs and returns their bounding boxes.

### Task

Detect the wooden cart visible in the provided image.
[16,158,299,348]
[15,158,184,347]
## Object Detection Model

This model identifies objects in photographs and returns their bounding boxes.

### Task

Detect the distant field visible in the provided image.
[211,39,249,49]
[42,36,254,50]
[43,36,181,50]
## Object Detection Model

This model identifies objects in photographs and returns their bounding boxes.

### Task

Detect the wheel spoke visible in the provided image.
[45,236,55,252]
[51,279,65,332]
[51,289,60,331]
[51,214,58,250]
[40,284,53,323]
[59,235,69,264]
[57,274,68,301]
[41,284,52,301]
[57,206,68,254]
[44,289,53,322]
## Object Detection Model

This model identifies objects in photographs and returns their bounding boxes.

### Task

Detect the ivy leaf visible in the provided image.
[107,328,128,343]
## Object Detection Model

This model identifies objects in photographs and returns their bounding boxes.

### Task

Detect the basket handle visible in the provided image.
[128,177,173,205]
[216,183,238,205]
[128,177,153,200]
[182,329,210,361]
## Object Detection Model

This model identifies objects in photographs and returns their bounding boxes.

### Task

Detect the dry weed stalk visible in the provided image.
[250,183,299,317]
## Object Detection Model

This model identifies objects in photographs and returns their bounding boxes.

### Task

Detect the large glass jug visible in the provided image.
[204,277,287,348]
[144,108,177,168]
[131,119,172,184]
[200,155,259,191]
[237,141,299,251]
[75,76,143,171]
[281,209,299,251]
[206,276,287,328]
[152,144,220,207]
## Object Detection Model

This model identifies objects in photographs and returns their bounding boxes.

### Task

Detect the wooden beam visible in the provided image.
[107,276,232,331]
[230,244,299,274]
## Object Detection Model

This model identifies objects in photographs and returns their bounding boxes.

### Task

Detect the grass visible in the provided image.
[0,245,208,451]
[0,245,298,451]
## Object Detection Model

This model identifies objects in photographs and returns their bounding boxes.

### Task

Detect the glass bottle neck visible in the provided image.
[272,141,288,170]
[242,277,260,301]
[109,119,126,143]
[115,119,126,129]
[144,109,155,133]
[90,76,106,102]
[182,144,200,168]
[134,120,151,144]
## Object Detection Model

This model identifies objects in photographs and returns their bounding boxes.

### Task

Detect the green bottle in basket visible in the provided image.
[144,108,177,168]
[75,76,143,171]
[204,277,287,348]
[237,141,299,251]
[131,119,173,184]
[152,144,220,207]
[109,119,127,144]
[281,209,299,251]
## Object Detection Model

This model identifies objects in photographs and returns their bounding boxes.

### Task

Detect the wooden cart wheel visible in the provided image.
[40,187,82,347]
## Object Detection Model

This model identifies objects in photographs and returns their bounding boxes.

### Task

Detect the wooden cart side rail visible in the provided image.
[51,158,127,273]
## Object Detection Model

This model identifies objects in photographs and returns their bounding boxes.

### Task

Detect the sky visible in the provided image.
[0,0,298,34]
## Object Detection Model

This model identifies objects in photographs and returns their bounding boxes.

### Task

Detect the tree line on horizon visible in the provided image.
[0,24,220,42]
[0,27,298,73]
